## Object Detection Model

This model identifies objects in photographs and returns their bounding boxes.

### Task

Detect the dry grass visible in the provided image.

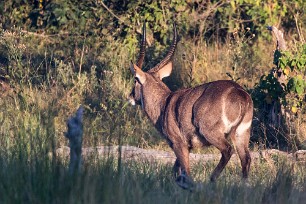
[0,24,305,203]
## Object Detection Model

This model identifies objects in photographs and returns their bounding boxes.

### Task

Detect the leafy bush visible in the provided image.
[252,41,306,149]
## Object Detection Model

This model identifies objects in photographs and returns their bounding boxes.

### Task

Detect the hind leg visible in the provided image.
[237,144,251,178]
[199,128,234,182]
[232,122,252,178]
[210,139,234,182]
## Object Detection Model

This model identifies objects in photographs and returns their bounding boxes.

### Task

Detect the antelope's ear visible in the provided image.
[130,62,146,84]
[157,62,173,80]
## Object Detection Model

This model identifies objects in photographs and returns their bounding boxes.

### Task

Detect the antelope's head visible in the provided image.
[128,23,178,106]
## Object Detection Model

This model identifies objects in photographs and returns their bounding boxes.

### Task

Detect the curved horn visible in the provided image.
[149,23,177,73]
[136,22,146,68]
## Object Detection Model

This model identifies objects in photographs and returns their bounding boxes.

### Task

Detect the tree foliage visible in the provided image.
[0,0,305,149]
[1,0,305,42]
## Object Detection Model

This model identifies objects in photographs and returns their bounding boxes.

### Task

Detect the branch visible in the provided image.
[18,30,72,38]
[193,1,228,22]
[294,13,305,43]
[99,1,152,46]
[100,1,125,24]
[267,26,287,51]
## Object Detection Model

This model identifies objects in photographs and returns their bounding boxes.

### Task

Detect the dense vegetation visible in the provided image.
[0,0,305,203]
[1,0,305,149]
[0,151,305,203]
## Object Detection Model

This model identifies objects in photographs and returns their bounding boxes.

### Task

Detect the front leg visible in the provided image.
[173,159,182,179]
[172,143,194,190]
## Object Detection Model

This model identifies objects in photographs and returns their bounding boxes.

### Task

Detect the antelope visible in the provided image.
[128,23,253,190]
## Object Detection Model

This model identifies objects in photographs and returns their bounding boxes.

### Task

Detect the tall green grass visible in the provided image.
[0,148,305,203]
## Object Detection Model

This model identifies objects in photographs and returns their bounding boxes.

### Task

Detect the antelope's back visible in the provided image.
[162,80,253,140]
[193,80,252,126]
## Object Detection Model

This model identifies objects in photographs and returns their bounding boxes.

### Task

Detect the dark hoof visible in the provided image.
[210,176,216,182]
[175,171,195,191]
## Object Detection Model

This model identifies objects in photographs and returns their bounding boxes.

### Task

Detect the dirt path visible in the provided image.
[56,145,306,165]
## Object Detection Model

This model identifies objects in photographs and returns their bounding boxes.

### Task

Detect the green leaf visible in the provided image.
[287,78,296,92]
[290,59,296,70]
[230,1,236,9]
[53,7,64,18]
[155,11,162,21]
[59,16,68,25]
[295,76,305,95]
[295,86,303,95]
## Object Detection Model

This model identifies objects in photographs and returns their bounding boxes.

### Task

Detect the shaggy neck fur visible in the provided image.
[141,77,171,130]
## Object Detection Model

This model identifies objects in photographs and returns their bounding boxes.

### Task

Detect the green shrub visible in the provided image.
[252,42,306,149]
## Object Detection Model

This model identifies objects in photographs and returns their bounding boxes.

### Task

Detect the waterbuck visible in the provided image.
[128,23,253,189]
